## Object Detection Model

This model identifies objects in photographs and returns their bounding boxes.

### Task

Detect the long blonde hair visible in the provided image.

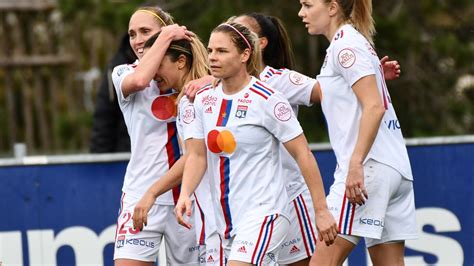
[326,0,376,45]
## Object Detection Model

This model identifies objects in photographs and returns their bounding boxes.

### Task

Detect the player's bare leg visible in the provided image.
[228,261,252,266]
[115,259,154,266]
[289,257,310,266]
[310,236,355,266]
[368,242,405,266]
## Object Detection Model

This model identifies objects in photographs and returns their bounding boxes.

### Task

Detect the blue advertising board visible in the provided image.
[0,137,472,265]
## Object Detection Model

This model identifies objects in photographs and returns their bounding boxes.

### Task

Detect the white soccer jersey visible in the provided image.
[260,66,316,200]
[317,24,413,181]
[177,96,218,246]
[112,61,182,205]
[259,66,314,108]
[185,77,303,239]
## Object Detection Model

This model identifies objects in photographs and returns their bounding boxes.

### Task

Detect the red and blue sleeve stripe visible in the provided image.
[263,67,283,79]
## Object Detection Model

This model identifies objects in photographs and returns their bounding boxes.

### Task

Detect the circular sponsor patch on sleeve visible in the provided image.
[289,71,306,85]
[181,104,195,124]
[338,48,356,68]
[116,65,131,76]
[274,102,292,121]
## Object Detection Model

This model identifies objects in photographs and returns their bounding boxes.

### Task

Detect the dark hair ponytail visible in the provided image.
[245,13,295,69]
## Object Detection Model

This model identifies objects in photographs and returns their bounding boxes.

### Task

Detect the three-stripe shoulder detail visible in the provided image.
[263,67,285,79]
[249,81,275,100]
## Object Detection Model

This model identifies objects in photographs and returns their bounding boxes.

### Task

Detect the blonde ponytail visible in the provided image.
[329,0,376,45]
[350,0,376,45]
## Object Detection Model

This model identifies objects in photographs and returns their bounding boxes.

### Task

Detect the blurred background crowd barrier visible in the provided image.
[0,136,472,265]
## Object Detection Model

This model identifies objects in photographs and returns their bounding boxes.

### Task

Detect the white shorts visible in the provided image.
[194,185,223,265]
[113,193,200,265]
[278,189,317,264]
[327,159,418,247]
[223,214,289,265]
[198,231,225,265]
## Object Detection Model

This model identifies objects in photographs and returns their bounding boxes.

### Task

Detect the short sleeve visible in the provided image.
[332,42,375,87]
[111,64,136,105]
[180,96,204,140]
[263,91,303,143]
[269,70,316,107]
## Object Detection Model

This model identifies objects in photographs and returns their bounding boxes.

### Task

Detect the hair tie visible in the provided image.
[136,9,167,26]
[221,23,252,51]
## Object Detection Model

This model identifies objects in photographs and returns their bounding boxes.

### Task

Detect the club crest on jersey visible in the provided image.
[181,104,195,124]
[289,71,306,85]
[338,48,356,68]
[274,102,292,121]
[235,105,248,118]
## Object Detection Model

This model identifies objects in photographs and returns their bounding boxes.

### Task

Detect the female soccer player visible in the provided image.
[231,12,402,266]
[298,0,417,265]
[175,22,338,266]
[111,6,201,265]
[131,31,223,265]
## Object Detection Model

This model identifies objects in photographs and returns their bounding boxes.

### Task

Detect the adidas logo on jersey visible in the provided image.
[207,255,214,262]
[237,246,247,253]
[289,245,300,254]
[205,106,213,113]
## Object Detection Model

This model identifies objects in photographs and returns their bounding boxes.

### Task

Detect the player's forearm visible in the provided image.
[285,135,328,212]
[350,105,385,165]
[296,149,328,212]
[350,75,386,165]
[121,31,174,96]
[180,152,206,198]
[133,32,173,83]
[145,154,187,199]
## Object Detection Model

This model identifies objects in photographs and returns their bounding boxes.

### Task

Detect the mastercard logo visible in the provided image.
[207,130,236,154]
[151,95,177,120]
